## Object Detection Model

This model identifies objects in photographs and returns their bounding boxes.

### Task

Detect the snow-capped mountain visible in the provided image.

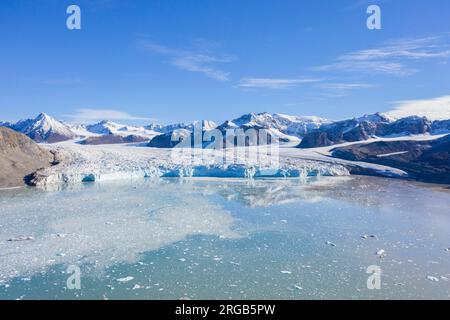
[84,120,160,139]
[431,119,450,134]
[148,129,193,148]
[147,113,330,148]
[218,112,329,138]
[148,121,218,148]
[298,113,435,148]
[272,113,331,137]
[10,113,77,143]
[86,120,126,135]
[4,111,449,147]
[215,112,330,145]
[0,121,12,128]
[356,112,394,123]
[147,120,217,134]
[4,114,160,145]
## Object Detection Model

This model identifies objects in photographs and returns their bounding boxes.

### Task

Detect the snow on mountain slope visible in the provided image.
[298,113,433,148]
[272,113,331,137]
[357,112,394,124]
[215,112,329,145]
[148,128,192,148]
[148,113,331,148]
[431,119,450,134]
[221,112,328,138]
[226,112,278,128]
[117,125,160,138]
[86,121,126,135]
[11,113,76,143]
[147,121,219,148]
[85,120,160,138]
[67,124,100,138]
[146,120,217,134]
[0,121,12,128]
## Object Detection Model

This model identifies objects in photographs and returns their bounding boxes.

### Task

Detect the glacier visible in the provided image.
[27,141,409,188]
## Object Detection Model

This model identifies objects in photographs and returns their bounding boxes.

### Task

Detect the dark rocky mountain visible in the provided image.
[299,114,436,148]
[0,121,12,128]
[79,134,149,145]
[148,120,218,148]
[431,119,450,134]
[147,120,219,148]
[148,129,192,148]
[0,127,54,188]
[331,135,450,184]
[381,116,431,136]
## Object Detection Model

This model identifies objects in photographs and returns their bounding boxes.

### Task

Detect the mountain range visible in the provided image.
[299,113,450,148]
[1,111,450,148]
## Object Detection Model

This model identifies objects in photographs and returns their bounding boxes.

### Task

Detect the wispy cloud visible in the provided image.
[139,38,234,81]
[317,82,375,97]
[386,95,450,121]
[238,77,322,89]
[64,109,156,123]
[315,35,450,76]
[319,83,374,90]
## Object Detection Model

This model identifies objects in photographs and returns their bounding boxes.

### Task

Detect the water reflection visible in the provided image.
[0,176,449,299]
[0,182,239,283]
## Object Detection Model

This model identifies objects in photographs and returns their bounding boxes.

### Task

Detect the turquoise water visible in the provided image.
[0,176,449,299]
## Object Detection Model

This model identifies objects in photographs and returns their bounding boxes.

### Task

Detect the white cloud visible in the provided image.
[386,95,450,120]
[172,54,231,81]
[315,35,450,76]
[64,109,156,123]
[319,83,374,90]
[139,39,234,81]
[238,77,322,89]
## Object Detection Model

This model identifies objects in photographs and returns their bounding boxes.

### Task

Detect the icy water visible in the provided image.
[0,176,449,300]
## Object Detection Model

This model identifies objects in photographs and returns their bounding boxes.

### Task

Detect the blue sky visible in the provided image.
[1,0,450,124]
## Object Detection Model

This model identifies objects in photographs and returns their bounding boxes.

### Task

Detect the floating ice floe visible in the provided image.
[117,276,134,283]
[426,276,439,282]
[7,236,34,242]
[376,249,386,257]
[326,241,337,247]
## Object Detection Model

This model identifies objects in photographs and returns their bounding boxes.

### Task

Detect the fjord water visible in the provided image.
[0,177,449,299]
